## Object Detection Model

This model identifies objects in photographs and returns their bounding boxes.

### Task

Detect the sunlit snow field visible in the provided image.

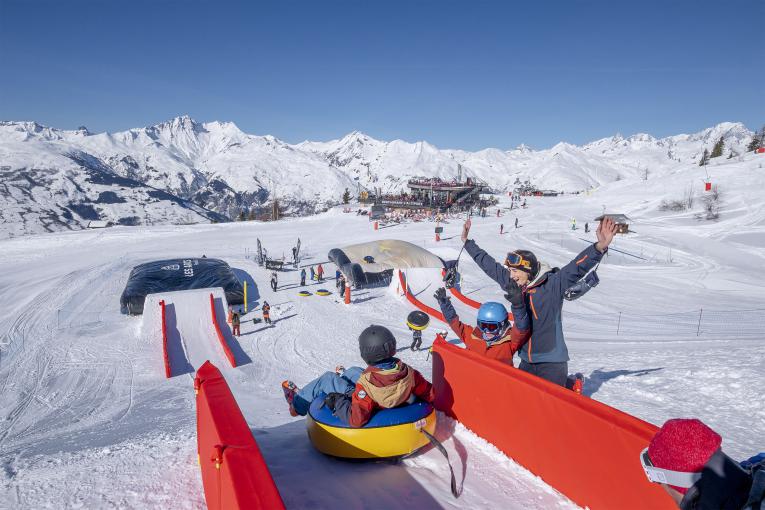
[1,153,764,508]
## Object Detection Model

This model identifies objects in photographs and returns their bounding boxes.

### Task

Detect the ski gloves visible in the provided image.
[323,392,349,411]
[503,279,525,308]
[434,287,449,304]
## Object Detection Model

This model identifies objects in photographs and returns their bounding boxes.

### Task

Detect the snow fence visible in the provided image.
[431,337,675,510]
[194,361,285,510]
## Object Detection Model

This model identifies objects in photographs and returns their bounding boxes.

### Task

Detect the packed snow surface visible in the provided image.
[1,151,765,508]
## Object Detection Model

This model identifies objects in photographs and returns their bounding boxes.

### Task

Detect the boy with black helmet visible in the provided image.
[282,325,435,427]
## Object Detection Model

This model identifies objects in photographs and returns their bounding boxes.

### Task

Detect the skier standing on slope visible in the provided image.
[434,289,529,366]
[270,271,278,292]
[262,301,271,325]
[454,216,618,386]
[300,268,306,286]
[281,325,435,426]
[317,263,324,282]
[310,266,316,281]
[231,310,241,336]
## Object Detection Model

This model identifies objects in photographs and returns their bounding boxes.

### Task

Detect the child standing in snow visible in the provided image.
[270,271,278,292]
[409,326,423,351]
[310,266,316,281]
[262,301,271,325]
[300,268,306,286]
[317,264,324,282]
[282,325,435,427]
[231,311,241,336]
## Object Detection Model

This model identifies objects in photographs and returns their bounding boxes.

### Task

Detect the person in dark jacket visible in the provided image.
[231,310,241,336]
[640,418,764,509]
[435,289,530,366]
[300,268,306,286]
[457,216,617,386]
[281,325,435,426]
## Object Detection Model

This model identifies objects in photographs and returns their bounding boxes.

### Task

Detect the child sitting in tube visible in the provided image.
[282,325,435,427]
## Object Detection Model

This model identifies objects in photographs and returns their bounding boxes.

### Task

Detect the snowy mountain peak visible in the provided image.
[514,143,533,153]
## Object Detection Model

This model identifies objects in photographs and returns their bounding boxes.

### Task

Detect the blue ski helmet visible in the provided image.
[476,302,509,343]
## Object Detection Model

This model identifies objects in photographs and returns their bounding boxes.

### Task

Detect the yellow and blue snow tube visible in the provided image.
[306,396,436,459]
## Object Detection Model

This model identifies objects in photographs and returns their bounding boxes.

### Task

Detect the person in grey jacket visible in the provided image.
[457,216,618,386]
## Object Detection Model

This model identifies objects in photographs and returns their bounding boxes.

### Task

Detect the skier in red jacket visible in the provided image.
[434,284,530,366]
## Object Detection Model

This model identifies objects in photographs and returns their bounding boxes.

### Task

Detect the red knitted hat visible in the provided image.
[647,418,722,494]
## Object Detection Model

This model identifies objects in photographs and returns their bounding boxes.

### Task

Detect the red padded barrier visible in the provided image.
[441,269,514,322]
[398,270,446,323]
[431,337,675,510]
[441,269,482,309]
[195,361,285,510]
[209,293,237,368]
[159,300,171,378]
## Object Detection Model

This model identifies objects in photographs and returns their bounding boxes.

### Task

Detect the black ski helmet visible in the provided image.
[358,325,397,364]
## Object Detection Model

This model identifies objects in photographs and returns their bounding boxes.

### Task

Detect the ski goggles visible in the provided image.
[504,252,532,271]
[639,448,702,488]
[478,321,503,332]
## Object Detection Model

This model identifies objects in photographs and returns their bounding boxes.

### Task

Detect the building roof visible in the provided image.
[594,213,630,223]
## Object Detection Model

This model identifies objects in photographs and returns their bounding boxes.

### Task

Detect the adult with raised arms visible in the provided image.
[456,216,618,386]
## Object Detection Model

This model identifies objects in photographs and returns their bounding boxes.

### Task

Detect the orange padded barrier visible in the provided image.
[159,300,171,378]
[431,337,675,510]
[209,293,237,368]
[195,361,285,510]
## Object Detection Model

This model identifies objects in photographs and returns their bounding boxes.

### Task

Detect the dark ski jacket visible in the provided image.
[464,239,604,363]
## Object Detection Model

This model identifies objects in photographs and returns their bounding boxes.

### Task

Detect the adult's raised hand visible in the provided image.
[596,217,619,253]
[461,218,472,243]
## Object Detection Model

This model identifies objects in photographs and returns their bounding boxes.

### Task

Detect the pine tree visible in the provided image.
[710,137,724,158]
[699,148,710,167]
[342,188,351,204]
[747,125,765,152]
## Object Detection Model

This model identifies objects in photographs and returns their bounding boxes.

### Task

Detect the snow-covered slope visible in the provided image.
[0,117,756,237]
[2,148,765,506]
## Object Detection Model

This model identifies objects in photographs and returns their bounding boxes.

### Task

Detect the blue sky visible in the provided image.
[1,0,762,150]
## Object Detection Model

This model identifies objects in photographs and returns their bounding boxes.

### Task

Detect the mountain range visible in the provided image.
[0,116,755,237]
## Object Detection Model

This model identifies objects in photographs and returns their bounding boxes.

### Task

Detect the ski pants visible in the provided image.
[293,367,363,416]
[232,324,240,336]
[518,360,568,387]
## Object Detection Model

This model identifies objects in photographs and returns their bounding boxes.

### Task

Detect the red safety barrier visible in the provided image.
[209,293,237,368]
[159,299,171,378]
[195,361,285,510]
[441,269,482,309]
[431,338,675,510]
[398,270,446,323]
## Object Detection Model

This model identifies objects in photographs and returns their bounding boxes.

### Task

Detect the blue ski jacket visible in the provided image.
[464,240,604,363]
